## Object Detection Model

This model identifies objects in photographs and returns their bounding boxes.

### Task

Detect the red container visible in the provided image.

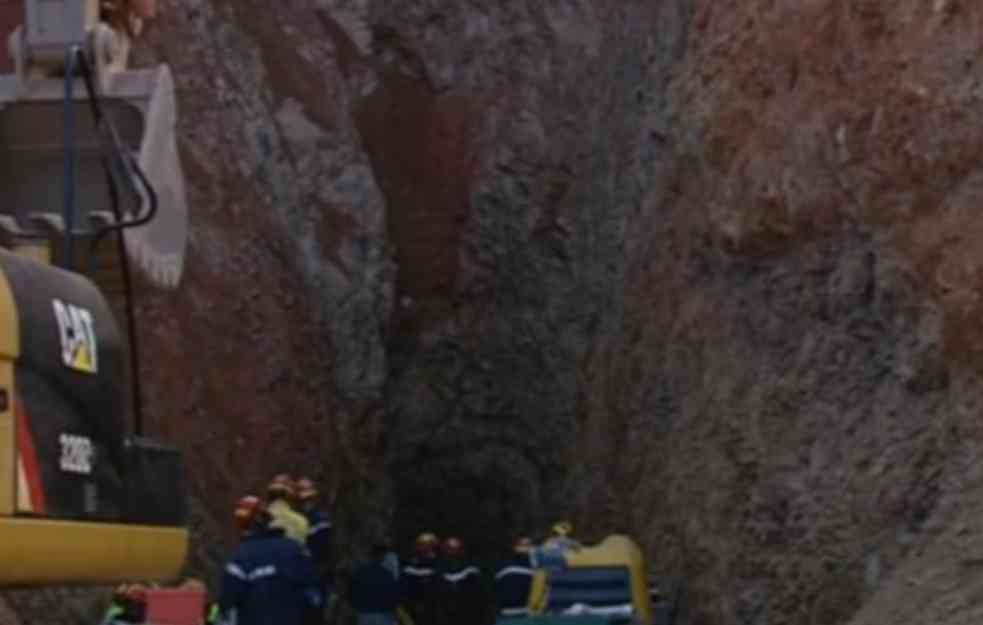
[145,587,207,625]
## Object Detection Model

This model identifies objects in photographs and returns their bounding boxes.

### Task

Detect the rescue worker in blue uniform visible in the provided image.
[494,537,535,620]
[296,477,334,625]
[544,520,581,551]
[402,532,441,625]
[439,537,483,625]
[219,495,322,625]
[348,543,406,625]
[203,495,266,624]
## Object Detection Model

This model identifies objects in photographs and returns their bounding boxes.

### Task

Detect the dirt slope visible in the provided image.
[579,2,983,624]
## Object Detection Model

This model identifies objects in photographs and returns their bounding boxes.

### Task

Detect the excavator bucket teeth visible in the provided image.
[0,65,188,288]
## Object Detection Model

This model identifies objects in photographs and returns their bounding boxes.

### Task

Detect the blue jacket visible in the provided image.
[305,509,333,582]
[441,560,483,622]
[219,529,321,625]
[348,559,405,614]
[494,554,534,616]
[402,554,439,599]
[402,554,440,622]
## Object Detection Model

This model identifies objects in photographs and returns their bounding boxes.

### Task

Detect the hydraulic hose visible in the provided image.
[75,48,151,437]
[63,45,81,270]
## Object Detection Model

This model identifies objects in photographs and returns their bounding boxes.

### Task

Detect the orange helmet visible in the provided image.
[234,495,263,531]
[443,536,464,557]
[267,474,295,498]
[296,477,319,501]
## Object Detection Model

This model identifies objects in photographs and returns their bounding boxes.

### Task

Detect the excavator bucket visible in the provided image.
[0,2,187,289]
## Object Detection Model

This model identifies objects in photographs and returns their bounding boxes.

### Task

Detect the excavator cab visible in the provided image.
[0,0,189,585]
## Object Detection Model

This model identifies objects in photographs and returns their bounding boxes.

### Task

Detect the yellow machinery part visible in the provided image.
[0,517,188,585]
[0,360,12,517]
[527,569,548,613]
[565,535,653,623]
[527,535,653,624]
[0,261,17,516]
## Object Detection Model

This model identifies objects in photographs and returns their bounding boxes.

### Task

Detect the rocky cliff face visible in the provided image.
[8,0,983,624]
[579,2,983,625]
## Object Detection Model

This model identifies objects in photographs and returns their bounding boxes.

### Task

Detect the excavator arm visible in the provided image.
[0,0,187,287]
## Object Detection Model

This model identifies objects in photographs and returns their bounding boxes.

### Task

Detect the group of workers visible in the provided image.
[347,521,580,625]
[347,532,485,625]
[215,496,576,625]
[103,474,577,625]
[215,474,335,625]
[102,474,334,625]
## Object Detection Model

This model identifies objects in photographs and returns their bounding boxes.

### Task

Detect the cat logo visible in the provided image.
[53,299,98,374]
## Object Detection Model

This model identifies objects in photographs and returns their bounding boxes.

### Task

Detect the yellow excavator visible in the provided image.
[0,0,189,585]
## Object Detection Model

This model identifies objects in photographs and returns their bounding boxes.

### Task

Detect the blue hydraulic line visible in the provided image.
[63,45,81,270]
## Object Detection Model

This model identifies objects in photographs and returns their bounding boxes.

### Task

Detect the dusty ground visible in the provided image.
[5,1,983,624]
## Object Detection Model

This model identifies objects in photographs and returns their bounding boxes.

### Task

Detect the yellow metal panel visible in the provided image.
[0,255,17,516]
[0,517,188,585]
[564,535,643,568]
[538,535,654,624]
[528,570,548,614]
[0,260,20,359]
[0,363,10,515]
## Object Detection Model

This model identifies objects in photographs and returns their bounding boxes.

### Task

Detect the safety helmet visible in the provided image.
[551,520,573,537]
[296,477,319,501]
[443,536,464,557]
[234,495,263,531]
[125,584,148,604]
[513,536,533,553]
[267,473,295,498]
[415,532,438,556]
[113,584,130,600]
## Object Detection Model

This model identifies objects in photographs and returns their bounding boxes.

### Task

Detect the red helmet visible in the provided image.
[443,536,464,557]
[234,495,263,531]
[125,584,148,605]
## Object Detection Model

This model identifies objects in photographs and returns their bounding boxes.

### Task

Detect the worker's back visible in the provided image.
[402,551,441,625]
[441,559,483,624]
[220,529,319,625]
[495,552,534,618]
[349,552,404,620]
